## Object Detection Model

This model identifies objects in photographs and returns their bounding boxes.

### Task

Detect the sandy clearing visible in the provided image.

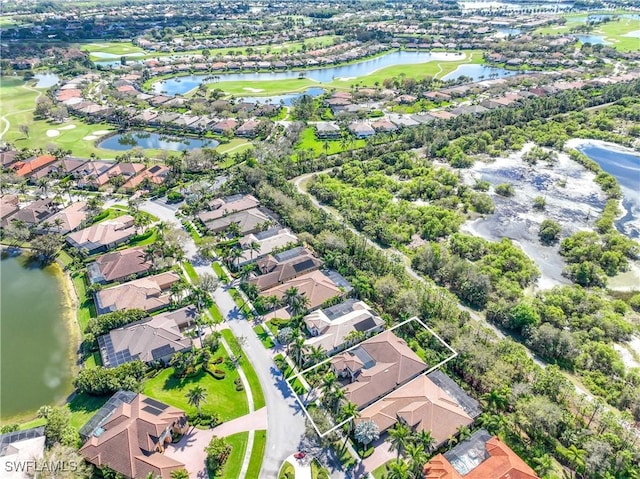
[83,135,98,141]
[242,87,264,92]
[46,130,60,137]
[58,124,76,130]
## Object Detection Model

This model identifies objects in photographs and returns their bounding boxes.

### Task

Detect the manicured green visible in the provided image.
[219,431,249,479]
[253,324,275,349]
[246,430,267,479]
[371,461,392,479]
[142,363,249,421]
[128,229,158,247]
[221,330,266,409]
[208,303,225,324]
[294,127,366,158]
[183,261,199,284]
[278,461,295,479]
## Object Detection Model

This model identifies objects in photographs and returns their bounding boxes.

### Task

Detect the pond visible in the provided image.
[239,87,326,106]
[33,73,60,88]
[98,131,219,151]
[0,254,73,420]
[568,13,640,23]
[441,63,518,82]
[496,27,522,36]
[577,143,640,239]
[575,34,610,45]
[151,50,465,95]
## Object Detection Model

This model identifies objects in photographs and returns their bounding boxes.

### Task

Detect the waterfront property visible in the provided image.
[66,215,137,254]
[98,307,195,367]
[87,246,153,284]
[0,427,46,479]
[79,393,188,479]
[94,271,181,315]
[37,201,89,235]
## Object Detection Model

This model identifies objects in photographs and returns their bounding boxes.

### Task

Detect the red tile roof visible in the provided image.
[13,155,58,177]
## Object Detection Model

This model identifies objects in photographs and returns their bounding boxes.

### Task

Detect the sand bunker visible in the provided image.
[58,124,76,130]
[93,130,111,136]
[83,135,98,141]
[243,87,264,93]
[46,130,60,137]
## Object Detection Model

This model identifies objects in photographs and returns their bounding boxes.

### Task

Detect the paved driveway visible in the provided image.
[166,427,215,479]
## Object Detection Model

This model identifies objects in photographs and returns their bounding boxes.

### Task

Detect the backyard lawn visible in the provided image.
[141,362,249,422]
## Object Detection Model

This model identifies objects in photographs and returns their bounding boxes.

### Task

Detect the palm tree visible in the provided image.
[304,345,326,368]
[481,388,509,412]
[52,217,64,233]
[405,442,427,479]
[288,335,306,368]
[413,429,436,454]
[170,470,189,479]
[283,287,309,317]
[565,445,586,479]
[228,246,243,270]
[248,240,260,259]
[385,459,410,479]
[339,401,359,451]
[388,421,412,461]
[533,454,555,478]
[185,385,207,416]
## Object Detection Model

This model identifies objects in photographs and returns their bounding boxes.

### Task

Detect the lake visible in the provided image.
[442,63,517,81]
[578,143,640,238]
[99,131,219,151]
[33,73,60,88]
[0,254,73,420]
[151,51,465,95]
[240,87,326,106]
[575,34,610,45]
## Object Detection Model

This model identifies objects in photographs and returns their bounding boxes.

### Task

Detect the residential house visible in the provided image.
[197,194,260,224]
[422,429,539,479]
[202,207,273,235]
[349,122,376,138]
[87,246,153,284]
[94,163,146,189]
[356,373,474,444]
[371,120,399,133]
[0,150,19,168]
[451,105,489,116]
[98,308,194,367]
[66,215,137,254]
[0,195,20,227]
[211,118,238,134]
[236,228,299,267]
[304,299,385,355]
[8,198,58,226]
[75,160,117,188]
[39,201,89,234]
[121,165,170,191]
[250,246,322,291]
[261,269,351,312]
[0,427,46,479]
[427,110,457,121]
[235,119,260,138]
[12,154,59,178]
[315,121,341,139]
[79,393,188,479]
[330,330,427,408]
[94,271,181,315]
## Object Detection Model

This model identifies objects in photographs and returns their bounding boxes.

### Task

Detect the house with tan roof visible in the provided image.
[423,429,539,479]
[94,162,146,188]
[356,374,473,444]
[304,299,385,355]
[202,207,273,235]
[66,215,137,254]
[236,228,299,267]
[37,201,89,234]
[330,330,427,408]
[94,272,181,315]
[250,246,321,290]
[8,198,58,226]
[98,307,195,367]
[79,393,188,479]
[121,165,170,191]
[88,246,153,284]
[0,195,20,227]
[197,194,260,224]
[261,269,351,312]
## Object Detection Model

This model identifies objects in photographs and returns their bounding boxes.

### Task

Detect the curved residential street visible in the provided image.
[140,199,308,477]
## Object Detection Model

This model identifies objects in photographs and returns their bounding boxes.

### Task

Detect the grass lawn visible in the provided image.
[246,430,267,479]
[212,262,229,282]
[294,127,366,158]
[208,303,225,324]
[253,324,275,349]
[67,393,109,431]
[71,271,95,332]
[311,458,330,479]
[128,229,159,248]
[182,261,199,284]
[371,460,392,479]
[229,288,253,317]
[221,330,266,409]
[142,364,248,422]
[279,461,295,479]
[84,351,102,368]
[209,77,320,96]
[219,431,249,479]
[18,417,46,430]
[217,138,252,155]
[79,41,145,57]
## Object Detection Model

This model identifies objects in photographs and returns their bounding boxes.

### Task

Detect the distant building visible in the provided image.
[0,427,46,479]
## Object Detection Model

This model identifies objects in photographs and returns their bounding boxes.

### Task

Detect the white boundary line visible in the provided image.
[284,316,458,437]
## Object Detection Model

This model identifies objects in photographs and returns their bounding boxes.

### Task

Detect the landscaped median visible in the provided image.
[221,330,266,409]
